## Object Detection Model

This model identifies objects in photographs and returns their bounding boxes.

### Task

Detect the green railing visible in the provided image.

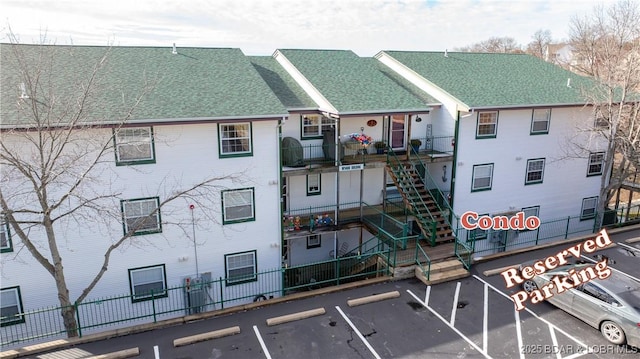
[603,203,640,227]
[283,250,390,293]
[282,138,389,168]
[1,268,281,347]
[284,201,362,226]
[409,136,455,156]
[1,255,390,347]
[386,149,438,245]
[361,202,412,247]
[343,235,391,257]
[409,146,456,227]
[414,243,432,280]
[458,213,598,259]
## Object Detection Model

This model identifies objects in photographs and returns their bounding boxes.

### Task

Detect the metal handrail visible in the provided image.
[415,242,432,280]
[408,146,458,228]
[386,149,437,224]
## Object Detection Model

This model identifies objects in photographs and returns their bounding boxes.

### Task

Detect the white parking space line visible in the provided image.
[335,305,382,359]
[406,289,491,359]
[514,309,525,359]
[483,283,488,354]
[617,241,640,253]
[580,255,640,282]
[253,325,273,359]
[154,345,160,359]
[549,325,561,359]
[450,282,461,326]
[472,275,591,356]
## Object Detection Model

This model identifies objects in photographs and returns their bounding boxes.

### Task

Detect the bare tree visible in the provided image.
[567,0,640,225]
[0,37,245,336]
[456,36,523,53]
[526,29,552,59]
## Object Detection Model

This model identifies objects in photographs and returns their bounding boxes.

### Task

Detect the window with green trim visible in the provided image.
[1,216,12,253]
[301,115,333,138]
[225,250,257,285]
[222,188,255,224]
[219,123,252,157]
[472,164,493,191]
[121,197,162,235]
[307,235,321,249]
[307,174,321,196]
[0,287,24,326]
[467,214,488,241]
[587,152,604,176]
[128,264,167,302]
[530,109,550,134]
[521,206,540,231]
[476,111,498,138]
[114,127,155,165]
[525,158,545,185]
[581,197,598,220]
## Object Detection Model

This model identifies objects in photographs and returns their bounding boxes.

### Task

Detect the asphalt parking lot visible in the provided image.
[14,231,640,359]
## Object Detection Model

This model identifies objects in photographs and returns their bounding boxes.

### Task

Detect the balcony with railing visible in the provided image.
[281,136,454,175]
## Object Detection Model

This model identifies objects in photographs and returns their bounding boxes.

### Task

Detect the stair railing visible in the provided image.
[410,147,474,269]
[387,149,438,245]
[408,146,458,229]
[415,242,432,280]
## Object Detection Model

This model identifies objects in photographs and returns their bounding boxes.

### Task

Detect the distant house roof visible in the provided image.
[1,44,287,129]
[249,56,318,110]
[379,50,597,110]
[275,49,439,115]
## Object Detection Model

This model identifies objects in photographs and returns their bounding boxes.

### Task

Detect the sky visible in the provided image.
[2,0,614,56]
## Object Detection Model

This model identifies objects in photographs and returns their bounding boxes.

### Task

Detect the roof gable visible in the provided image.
[1,44,287,128]
[277,49,437,114]
[381,51,597,109]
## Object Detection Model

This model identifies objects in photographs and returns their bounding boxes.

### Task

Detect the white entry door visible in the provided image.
[388,114,407,151]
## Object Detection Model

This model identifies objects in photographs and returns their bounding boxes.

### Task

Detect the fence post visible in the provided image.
[151,290,157,323]
[219,277,224,309]
[564,216,570,239]
[74,301,82,338]
[336,257,341,285]
[535,227,540,245]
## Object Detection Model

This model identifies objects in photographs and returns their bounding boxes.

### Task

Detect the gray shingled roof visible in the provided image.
[249,56,317,110]
[1,44,287,128]
[382,51,598,109]
[277,49,438,114]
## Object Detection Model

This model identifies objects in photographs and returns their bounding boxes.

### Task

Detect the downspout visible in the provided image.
[334,117,340,260]
[335,117,341,225]
[277,117,286,296]
[450,111,461,219]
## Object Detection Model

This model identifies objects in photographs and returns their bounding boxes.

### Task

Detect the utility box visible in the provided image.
[183,272,211,315]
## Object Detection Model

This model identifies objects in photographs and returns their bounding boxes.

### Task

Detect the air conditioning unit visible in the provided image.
[182,272,211,315]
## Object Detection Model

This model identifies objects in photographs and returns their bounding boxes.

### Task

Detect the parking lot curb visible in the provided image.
[1,276,391,358]
[172,326,240,347]
[266,307,326,326]
[346,290,400,307]
[482,265,519,277]
[626,237,640,244]
[86,347,140,359]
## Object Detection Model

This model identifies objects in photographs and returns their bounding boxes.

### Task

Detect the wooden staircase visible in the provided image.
[386,159,470,285]
[387,162,455,245]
